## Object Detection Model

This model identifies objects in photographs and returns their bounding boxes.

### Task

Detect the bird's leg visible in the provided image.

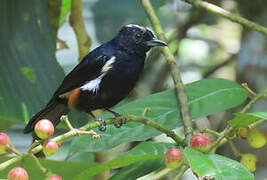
[88,111,106,132]
[106,109,127,128]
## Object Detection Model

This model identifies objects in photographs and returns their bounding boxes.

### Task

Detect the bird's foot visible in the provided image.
[106,109,127,128]
[95,117,106,132]
[114,116,127,128]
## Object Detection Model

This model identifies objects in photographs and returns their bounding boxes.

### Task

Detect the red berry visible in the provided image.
[164,148,183,168]
[46,174,62,180]
[34,119,54,139]
[0,132,10,154]
[43,140,58,156]
[190,133,211,152]
[8,167,28,180]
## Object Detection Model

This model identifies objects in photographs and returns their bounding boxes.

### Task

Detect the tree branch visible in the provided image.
[0,115,184,171]
[140,0,193,145]
[69,0,91,62]
[184,0,267,37]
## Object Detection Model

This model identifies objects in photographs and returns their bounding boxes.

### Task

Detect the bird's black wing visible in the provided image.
[52,51,111,99]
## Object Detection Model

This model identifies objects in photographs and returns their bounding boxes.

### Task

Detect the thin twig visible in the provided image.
[0,115,185,171]
[30,153,49,175]
[228,140,242,157]
[241,83,256,98]
[174,164,189,180]
[69,0,91,62]
[184,0,267,37]
[240,89,267,113]
[6,145,22,156]
[201,128,220,137]
[203,54,237,78]
[141,0,193,145]
[0,156,23,171]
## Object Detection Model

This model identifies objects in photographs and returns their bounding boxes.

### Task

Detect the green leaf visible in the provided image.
[0,0,65,123]
[229,112,267,128]
[184,148,254,180]
[70,78,247,152]
[21,102,29,124]
[109,159,164,180]
[74,142,176,179]
[0,156,94,180]
[21,67,35,83]
[59,0,71,26]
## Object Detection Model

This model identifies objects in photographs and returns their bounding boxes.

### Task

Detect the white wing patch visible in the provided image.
[102,56,116,73]
[80,56,116,94]
[80,76,102,93]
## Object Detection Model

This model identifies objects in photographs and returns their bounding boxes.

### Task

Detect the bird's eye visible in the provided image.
[136,33,142,38]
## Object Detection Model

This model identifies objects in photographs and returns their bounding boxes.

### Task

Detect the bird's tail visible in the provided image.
[24,100,69,157]
[24,100,69,134]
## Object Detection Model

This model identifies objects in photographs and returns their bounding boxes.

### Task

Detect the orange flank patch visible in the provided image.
[68,88,81,109]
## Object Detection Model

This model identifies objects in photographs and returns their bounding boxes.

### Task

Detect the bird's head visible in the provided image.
[114,24,167,55]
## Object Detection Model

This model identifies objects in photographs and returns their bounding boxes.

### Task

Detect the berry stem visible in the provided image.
[6,144,22,156]
[240,89,267,113]
[228,140,242,157]
[30,153,49,175]
[201,128,220,137]
[174,164,189,180]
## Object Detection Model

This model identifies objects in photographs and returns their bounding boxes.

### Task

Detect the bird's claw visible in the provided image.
[95,117,106,131]
[114,117,127,128]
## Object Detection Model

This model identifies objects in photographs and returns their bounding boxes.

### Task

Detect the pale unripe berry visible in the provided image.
[46,174,62,180]
[164,148,183,168]
[43,140,59,156]
[247,129,266,148]
[190,133,211,152]
[236,127,248,139]
[34,119,54,139]
[0,132,10,154]
[8,167,28,180]
[240,153,257,172]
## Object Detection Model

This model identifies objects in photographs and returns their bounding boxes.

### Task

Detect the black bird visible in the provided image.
[24,24,167,135]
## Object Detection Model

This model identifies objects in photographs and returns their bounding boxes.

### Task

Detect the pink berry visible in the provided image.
[164,148,183,168]
[190,133,211,152]
[43,140,58,156]
[0,132,10,154]
[46,174,62,180]
[8,167,28,180]
[34,119,54,139]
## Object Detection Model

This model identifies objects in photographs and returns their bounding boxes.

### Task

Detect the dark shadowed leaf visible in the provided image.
[70,78,247,153]
[74,142,176,179]
[109,159,164,180]
[0,0,65,124]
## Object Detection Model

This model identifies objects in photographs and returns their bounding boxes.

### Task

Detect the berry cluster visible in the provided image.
[1,118,62,179]
[236,127,266,172]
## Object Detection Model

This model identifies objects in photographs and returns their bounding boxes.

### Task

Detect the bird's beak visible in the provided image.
[145,38,168,47]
